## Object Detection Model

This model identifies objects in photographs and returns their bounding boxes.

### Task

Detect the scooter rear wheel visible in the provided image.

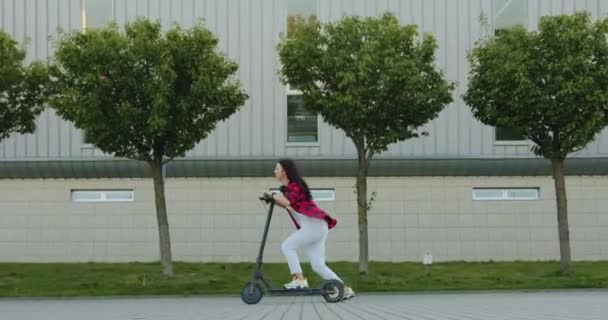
[321,280,344,303]
[241,281,263,304]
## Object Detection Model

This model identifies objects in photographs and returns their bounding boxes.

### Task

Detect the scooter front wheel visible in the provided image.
[241,281,263,304]
[321,279,344,303]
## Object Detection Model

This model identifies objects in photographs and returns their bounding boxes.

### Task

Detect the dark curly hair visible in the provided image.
[278,158,312,200]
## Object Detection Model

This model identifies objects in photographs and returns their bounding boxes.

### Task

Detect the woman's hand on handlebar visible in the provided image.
[259,191,290,208]
[260,191,274,201]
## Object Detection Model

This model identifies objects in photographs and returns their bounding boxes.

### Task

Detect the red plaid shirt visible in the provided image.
[282,182,337,230]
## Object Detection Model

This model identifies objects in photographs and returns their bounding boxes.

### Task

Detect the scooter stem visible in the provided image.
[256,199,275,263]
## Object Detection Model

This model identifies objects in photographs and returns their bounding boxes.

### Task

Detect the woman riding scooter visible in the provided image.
[263,158,355,300]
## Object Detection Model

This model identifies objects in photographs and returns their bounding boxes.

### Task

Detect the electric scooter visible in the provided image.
[240,194,344,304]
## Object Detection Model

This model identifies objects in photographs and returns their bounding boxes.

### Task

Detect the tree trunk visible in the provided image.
[151,158,174,277]
[551,157,572,275]
[356,146,369,274]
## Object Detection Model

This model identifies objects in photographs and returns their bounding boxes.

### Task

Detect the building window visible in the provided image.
[494,0,527,36]
[82,0,113,31]
[472,188,539,201]
[310,189,335,202]
[287,0,317,37]
[269,188,334,202]
[71,190,135,202]
[287,88,319,143]
[81,130,95,149]
[495,126,526,142]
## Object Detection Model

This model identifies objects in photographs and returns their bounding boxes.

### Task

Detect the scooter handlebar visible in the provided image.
[259,194,275,203]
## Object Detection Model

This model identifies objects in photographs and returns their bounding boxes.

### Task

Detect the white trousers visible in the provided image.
[281,211,342,282]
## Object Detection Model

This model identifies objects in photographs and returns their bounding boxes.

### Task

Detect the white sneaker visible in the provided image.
[342,286,356,300]
[283,278,309,289]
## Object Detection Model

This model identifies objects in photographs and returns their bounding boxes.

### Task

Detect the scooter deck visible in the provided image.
[266,288,324,296]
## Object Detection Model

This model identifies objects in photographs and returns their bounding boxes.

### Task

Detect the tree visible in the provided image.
[464,12,608,274]
[278,13,454,274]
[49,19,247,277]
[287,14,317,38]
[0,31,48,142]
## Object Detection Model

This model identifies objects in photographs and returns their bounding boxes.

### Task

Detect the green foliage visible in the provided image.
[0,31,49,141]
[464,12,608,159]
[278,13,454,156]
[49,18,247,163]
[286,14,318,38]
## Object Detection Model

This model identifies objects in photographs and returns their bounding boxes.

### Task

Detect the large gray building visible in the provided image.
[1,0,608,263]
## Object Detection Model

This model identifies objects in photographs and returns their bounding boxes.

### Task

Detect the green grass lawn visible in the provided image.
[0,261,607,297]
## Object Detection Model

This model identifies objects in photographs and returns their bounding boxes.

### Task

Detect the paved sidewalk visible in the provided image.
[1,290,606,320]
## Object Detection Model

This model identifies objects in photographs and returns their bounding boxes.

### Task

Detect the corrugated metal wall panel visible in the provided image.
[1,0,608,161]
[139,0,284,159]
[445,0,460,156]
[457,0,472,156]
[237,0,253,157]
[1,0,79,159]
[435,0,450,156]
